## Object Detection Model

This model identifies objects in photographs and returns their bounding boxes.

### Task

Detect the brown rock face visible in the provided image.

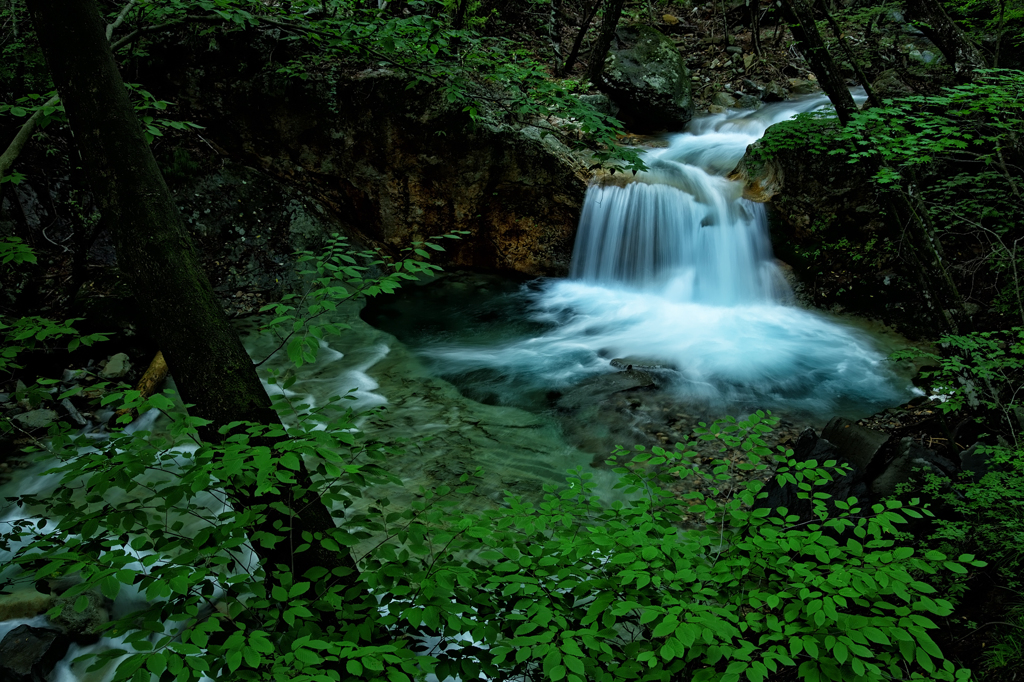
[727,148,785,203]
[730,136,886,247]
[150,35,591,277]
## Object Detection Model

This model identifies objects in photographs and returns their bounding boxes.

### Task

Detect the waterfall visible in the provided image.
[569,181,787,305]
[569,95,836,304]
[416,93,915,420]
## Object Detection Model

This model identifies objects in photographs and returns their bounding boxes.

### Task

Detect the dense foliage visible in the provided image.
[4,0,1024,679]
[0,233,995,681]
[0,372,982,681]
[0,0,648,183]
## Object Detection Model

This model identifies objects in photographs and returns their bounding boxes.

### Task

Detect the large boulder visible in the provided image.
[172,162,351,313]
[820,416,892,479]
[871,437,955,498]
[596,25,694,132]
[728,133,941,337]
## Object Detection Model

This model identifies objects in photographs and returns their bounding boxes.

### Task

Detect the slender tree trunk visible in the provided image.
[772,6,787,47]
[994,0,1005,67]
[549,0,563,71]
[884,183,968,333]
[903,0,986,78]
[26,0,362,589]
[778,0,858,124]
[588,0,626,85]
[814,0,880,108]
[748,0,762,56]
[452,0,468,29]
[559,0,600,76]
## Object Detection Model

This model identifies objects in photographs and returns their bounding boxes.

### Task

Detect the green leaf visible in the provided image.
[226,649,242,672]
[145,653,167,675]
[242,646,260,669]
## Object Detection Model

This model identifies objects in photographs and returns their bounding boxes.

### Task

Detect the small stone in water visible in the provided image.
[0,588,54,621]
[50,590,109,635]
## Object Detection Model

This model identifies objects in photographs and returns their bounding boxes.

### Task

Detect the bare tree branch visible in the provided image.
[106,0,136,40]
[0,94,60,181]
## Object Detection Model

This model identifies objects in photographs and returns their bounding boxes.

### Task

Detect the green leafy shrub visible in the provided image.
[0,405,981,681]
[257,231,466,367]
[892,328,1024,679]
[416,413,980,682]
[892,327,1024,460]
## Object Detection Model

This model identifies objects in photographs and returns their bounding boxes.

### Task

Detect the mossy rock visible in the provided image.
[598,25,694,132]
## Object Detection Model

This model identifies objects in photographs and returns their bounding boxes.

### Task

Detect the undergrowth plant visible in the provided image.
[0,401,982,681]
[256,231,467,368]
[892,327,1024,456]
[0,238,982,682]
[421,414,981,682]
[893,328,1024,678]
[754,70,1024,325]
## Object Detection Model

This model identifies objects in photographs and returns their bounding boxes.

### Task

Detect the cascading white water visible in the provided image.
[570,181,787,305]
[421,94,916,419]
[0,94,919,682]
[570,97,820,303]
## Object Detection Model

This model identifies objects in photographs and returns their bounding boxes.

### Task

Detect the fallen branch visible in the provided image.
[112,351,169,424]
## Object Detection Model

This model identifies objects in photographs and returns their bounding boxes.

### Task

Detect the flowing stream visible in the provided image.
[1,94,919,681]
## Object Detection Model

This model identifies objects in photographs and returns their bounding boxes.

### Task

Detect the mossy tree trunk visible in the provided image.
[26,0,361,590]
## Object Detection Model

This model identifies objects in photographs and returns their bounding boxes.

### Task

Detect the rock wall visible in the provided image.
[730,136,934,338]
[146,31,591,277]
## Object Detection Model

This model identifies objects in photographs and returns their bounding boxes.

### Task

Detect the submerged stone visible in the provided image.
[0,590,53,622]
[733,94,763,110]
[610,357,678,371]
